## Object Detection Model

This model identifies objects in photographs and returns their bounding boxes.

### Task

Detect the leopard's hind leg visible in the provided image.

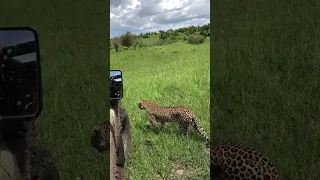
[178,121,189,137]
[159,119,167,129]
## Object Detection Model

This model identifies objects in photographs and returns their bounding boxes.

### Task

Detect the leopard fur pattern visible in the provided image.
[210,142,278,180]
[91,121,110,152]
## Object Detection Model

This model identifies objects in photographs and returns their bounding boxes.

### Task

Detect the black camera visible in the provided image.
[110,70,123,100]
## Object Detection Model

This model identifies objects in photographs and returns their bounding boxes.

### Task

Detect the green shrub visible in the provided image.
[153,39,168,46]
[120,32,137,47]
[187,35,205,44]
[122,46,129,51]
[138,41,146,48]
[141,34,149,38]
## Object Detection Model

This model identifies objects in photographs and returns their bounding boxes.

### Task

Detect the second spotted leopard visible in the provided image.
[138,100,209,146]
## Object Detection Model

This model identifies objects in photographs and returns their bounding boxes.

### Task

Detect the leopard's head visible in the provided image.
[91,124,109,152]
[138,99,148,110]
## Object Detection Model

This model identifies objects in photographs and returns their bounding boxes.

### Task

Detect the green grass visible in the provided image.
[212,0,320,179]
[111,39,210,179]
[0,1,109,179]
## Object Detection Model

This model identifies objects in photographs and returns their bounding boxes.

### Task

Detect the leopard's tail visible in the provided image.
[191,119,210,147]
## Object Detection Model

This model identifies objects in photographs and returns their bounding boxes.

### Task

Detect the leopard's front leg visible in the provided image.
[147,114,158,126]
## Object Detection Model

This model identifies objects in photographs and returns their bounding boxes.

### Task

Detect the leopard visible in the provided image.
[90,108,120,153]
[91,107,131,160]
[210,142,278,180]
[138,99,210,147]
[91,121,110,152]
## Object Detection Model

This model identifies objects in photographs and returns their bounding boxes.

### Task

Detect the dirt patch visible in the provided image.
[168,162,195,180]
[154,161,195,180]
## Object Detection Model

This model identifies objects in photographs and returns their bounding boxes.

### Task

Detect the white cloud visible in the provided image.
[110,0,210,37]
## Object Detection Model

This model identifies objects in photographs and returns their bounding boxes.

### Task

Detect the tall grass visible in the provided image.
[111,39,210,179]
[212,1,320,179]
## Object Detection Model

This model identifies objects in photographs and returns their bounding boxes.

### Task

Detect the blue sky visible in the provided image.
[0,30,36,63]
[110,0,210,38]
[110,70,121,77]
[0,30,35,47]
[110,70,122,82]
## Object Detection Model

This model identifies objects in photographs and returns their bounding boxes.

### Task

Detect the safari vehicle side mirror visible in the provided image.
[0,27,42,125]
[110,70,123,100]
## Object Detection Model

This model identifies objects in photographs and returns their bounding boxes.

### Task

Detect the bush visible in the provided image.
[159,31,169,40]
[141,34,149,38]
[168,34,178,43]
[121,46,129,51]
[200,30,208,37]
[138,41,146,48]
[120,32,136,47]
[112,37,121,52]
[187,35,205,45]
[133,40,144,50]
[133,41,138,50]
[153,39,168,46]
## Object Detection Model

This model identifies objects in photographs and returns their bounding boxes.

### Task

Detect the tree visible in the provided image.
[120,32,136,47]
[159,31,169,40]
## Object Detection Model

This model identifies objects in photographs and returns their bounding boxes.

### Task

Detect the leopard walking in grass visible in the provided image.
[138,99,210,147]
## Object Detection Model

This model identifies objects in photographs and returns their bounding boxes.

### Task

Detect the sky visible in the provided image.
[110,0,210,38]
[110,70,122,82]
[0,30,36,63]
[0,30,35,47]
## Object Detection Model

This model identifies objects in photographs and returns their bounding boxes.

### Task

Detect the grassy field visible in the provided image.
[212,1,320,179]
[110,37,210,179]
[0,1,109,179]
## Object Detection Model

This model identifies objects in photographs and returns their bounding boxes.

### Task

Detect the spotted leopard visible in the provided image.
[138,100,210,146]
[210,142,278,180]
[91,121,110,152]
[91,107,131,156]
[90,108,118,152]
